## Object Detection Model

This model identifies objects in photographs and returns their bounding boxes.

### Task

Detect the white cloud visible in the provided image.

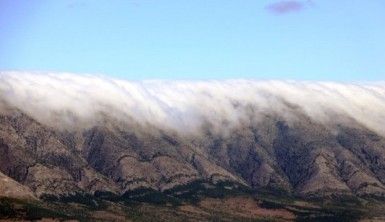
[1,71,385,136]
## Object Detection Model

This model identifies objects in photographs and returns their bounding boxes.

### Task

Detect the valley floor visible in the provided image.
[1,193,385,222]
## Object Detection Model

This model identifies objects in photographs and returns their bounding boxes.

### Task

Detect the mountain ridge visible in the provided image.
[1,72,385,220]
[1,100,385,200]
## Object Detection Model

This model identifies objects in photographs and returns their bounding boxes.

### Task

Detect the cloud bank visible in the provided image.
[1,71,385,136]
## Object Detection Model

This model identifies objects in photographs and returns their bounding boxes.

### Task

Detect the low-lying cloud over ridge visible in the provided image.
[1,71,385,136]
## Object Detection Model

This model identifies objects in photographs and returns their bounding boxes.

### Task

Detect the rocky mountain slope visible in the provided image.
[0,171,36,200]
[1,100,385,200]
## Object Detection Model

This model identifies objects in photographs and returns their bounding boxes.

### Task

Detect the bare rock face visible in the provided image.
[0,171,36,200]
[24,164,82,197]
[298,149,352,197]
[1,104,385,201]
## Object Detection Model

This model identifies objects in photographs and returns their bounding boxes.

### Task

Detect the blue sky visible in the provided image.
[0,0,384,80]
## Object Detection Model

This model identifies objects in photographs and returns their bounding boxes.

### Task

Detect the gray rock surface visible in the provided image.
[0,171,36,200]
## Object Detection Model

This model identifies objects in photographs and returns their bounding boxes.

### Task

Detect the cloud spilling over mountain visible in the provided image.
[1,71,385,136]
[2,71,385,213]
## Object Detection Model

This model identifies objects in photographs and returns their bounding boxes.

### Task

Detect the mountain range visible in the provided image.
[1,72,385,221]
